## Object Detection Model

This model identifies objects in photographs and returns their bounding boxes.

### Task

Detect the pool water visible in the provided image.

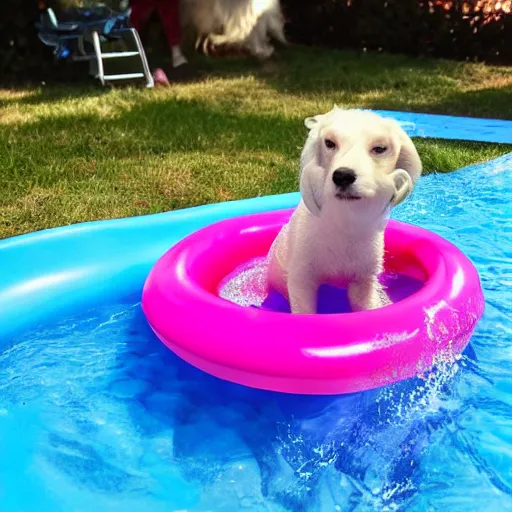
[1,153,511,511]
[219,257,425,314]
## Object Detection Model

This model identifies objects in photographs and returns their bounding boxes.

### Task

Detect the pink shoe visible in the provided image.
[152,68,170,86]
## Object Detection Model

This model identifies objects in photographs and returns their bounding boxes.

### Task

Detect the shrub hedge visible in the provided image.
[1,0,510,83]
[281,0,511,65]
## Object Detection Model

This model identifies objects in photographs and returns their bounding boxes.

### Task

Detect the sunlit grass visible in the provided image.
[1,46,510,238]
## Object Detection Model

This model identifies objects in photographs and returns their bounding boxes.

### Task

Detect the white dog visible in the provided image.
[267,107,422,314]
[180,0,287,59]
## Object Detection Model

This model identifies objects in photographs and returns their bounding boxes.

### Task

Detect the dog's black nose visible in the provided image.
[332,168,357,190]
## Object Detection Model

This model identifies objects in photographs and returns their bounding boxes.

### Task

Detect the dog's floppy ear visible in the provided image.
[390,169,413,207]
[389,121,422,206]
[304,114,323,130]
[394,123,422,183]
[304,105,341,130]
[299,162,324,217]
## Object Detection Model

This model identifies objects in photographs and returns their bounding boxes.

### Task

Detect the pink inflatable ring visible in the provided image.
[142,209,484,395]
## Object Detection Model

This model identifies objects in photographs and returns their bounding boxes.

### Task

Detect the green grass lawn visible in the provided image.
[1,46,511,239]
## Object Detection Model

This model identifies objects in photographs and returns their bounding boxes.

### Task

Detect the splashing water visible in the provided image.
[219,257,268,307]
[0,154,511,511]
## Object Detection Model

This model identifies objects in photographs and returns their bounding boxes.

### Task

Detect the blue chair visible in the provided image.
[36,6,154,88]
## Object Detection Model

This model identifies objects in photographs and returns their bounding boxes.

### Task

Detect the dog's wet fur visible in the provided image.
[267,107,423,314]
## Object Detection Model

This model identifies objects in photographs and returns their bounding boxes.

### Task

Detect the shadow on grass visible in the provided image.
[4,44,511,118]
[413,85,512,119]
[1,93,508,193]
[0,97,302,159]
[0,96,303,205]
[264,48,512,119]
[188,45,512,120]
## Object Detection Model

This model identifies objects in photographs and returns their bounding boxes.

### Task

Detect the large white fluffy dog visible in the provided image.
[267,107,423,314]
[180,0,287,59]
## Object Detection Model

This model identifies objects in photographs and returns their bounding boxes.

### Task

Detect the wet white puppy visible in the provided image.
[267,107,422,314]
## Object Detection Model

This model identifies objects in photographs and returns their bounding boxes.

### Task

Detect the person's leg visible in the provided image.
[129,0,171,86]
[155,0,188,67]
[129,0,156,34]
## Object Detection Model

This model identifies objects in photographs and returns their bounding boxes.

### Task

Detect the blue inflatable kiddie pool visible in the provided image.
[0,111,511,511]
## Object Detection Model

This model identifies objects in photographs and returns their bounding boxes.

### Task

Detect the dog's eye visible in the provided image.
[372,146,388,155]
[324,139,336,149]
